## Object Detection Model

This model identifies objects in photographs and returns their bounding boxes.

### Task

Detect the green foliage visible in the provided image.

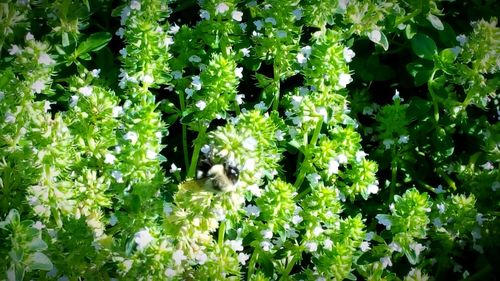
[0,0,498,280]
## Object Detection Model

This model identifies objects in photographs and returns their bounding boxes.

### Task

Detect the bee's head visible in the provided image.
[224,162,240,184]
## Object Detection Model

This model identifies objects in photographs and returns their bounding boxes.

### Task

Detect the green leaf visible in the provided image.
[75,32,112,56]
[6,209,20,225]
[405,24,417,39]
[368,30,389,51]
[356,252,380,265]
[406,60,434,86]
[62,32,70,47]
[438,23,457,46]
[427,14,444,30]
[9,249,23,262]
[437,48,458,74]
[411,34,438,60]
[26,238,48,251]
[26,252,53,271]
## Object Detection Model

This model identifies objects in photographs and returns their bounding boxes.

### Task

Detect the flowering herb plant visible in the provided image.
[0,0,499,280]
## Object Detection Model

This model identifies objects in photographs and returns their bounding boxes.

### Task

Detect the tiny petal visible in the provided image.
[215,3,229,14]
[104,153,116,164]
[196,100,207,110]
[124,131,138,144]
[78,86,93,97]
[238,253,250,265]
[343,48,355,63]
[232,11,243,21]
[134,229,154,251]
[338,73,352,88]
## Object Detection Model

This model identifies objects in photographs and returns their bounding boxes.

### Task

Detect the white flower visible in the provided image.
[91,69,101,77]
[323,239,333,250]
[307,173,321,185]
[146,150,156,159]
[169,24,180,34]
[392,89,404,101]
[5,112,16,123]
[265,17,276,25]
[242,136,257,151]
[277,30,287,38]
[32,221,45,230]
[261,241,273,251]
[275,130,284,141]
[292,9,302,20]
[238,252,250,265]
[194,251,208,265]
[241,47,251,57]
[200,9,210,20]
[172,70,182,79]
[79,86,93,97]
[380,256,392,268]
[369,30,382,43]
[343,48,355,63]
[292,214,303,225]
[195,100,207,110]
[437,203,446,214]
[163,202,173,216]
[134,229,154,251]
[261,229,273,239]
[398,135,409,144]
[409,242,426,256]
[383,139,394,149]
[435,184,446,194]
[247,184,262,197]
[338,0,350,10]
[253,20,264,31]
[389,242,402,252]
[201,144,211,154]
[367,184,379,194]
[305,242,318,252]
[235,94,244,105]
[338,73,352,88]
[109,214,118,226]
[119,48,127,57]
[191,75,202,90]
[124,131,138,144]
[116,27,125,38]
[164,268,176,277]
[480,162,494,170]
[172,249,187,265]
[244,204,260,217]
[328,159,339,175]
[38,53,55,65]
[356,151,367,162]
[130,0,141,10]
[476,213,484,225]
[337,154,348,164]
[227,239,244,251]
[169,163,181,173]
[240,22,247,31]
[232,10,243,21]
[31,80,46,94]
[215,3,229,14]
[312,226,324,236]
[25,32,34,41]
[360,241,371,252]
[433,218,442,227]
[111,170,123,183]
[235,67,243,78]
[8,44,22,55]
[142,74,154,84]
[254,101,266,110]
[69,95,79,107]
[112,106,123,118]
[104,153,116,164]
[375,214,392,230]
[456,34,468,46]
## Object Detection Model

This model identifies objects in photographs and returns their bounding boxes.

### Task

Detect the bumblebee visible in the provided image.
[180,158,240,193]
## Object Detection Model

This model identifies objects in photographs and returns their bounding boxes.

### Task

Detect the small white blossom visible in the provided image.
[109,214,118,226]
[328,159,339,175]
[376,214,392,230]
[134,229,154,251]
[8,44,22,55]
[142,74,154,84]
[433,218,442,227]
[254,20,264,31]
[38,53,55,65]
[169,24,180,34]
[32,221,45,230]
[456,34,468,46]
[277,30,287,38]
[146,150,156,160]
[235,67,243,78]
[367,184,379,194]
[312,226,323,236]
[78,86,92,97]
[265,17,276,25]
[275,130,284,141]
[232,10,243,21]
[306,173,321,185]
[323,239,333,250]
[437,203,446,214]
[292,9,302,20]
[25,32,34,41]
[247,184,262,197]
[91,69,101,77]
[200,9,210,20]
[261,241,273,251]
[383,139,394,149]
[338,73,352,88]
[261,229,273,239]
[70,95,79,107]
[173,249,187,265]
[305,242,318,252]
[196,100,207,110]
[215,3,229,14]
[164,268,176,277]
[163,202,173,216]
[343,48,355,63]
[200,144,211,154]
[480,162,494,170]
[104,153,116,164]
[254,101,267,110]
[227,239,244,252]
[369,30,382,43]
[476,213,484,226]
[119,48,127,57]
[392,89,404,101]
[338,0,350,10]
[241,47,251,57]
[194,251,208,265]
[31,80,46,94]
[111,170,123,183]
[409,242,426,256]
[130,0,141,10]
[435,184,446,194]
[235,94,244,105]
[238,252,250,265]
[240,22,247,31]
[380,256,392,268]
[244,204,260,217]
[191,75,202,90]
[124,131,138,144]
[356,151,367,162]
[115,27,125,38]
[112,106,123,118]
[398,135,409,144]
[169,163,181,173]
[5,112,16,123]
[242,136,257,151]
[360,241,371,252]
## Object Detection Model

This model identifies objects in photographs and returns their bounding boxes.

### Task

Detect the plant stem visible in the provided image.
[247,250,258,277]
[187,126,207,178]
[428,69,440,124]
[294,120,323,188]
[179,90,190,170]
[272,62,281,112]
[279,255,299,281]
[389,145,398,200]
[218,221,226,247]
